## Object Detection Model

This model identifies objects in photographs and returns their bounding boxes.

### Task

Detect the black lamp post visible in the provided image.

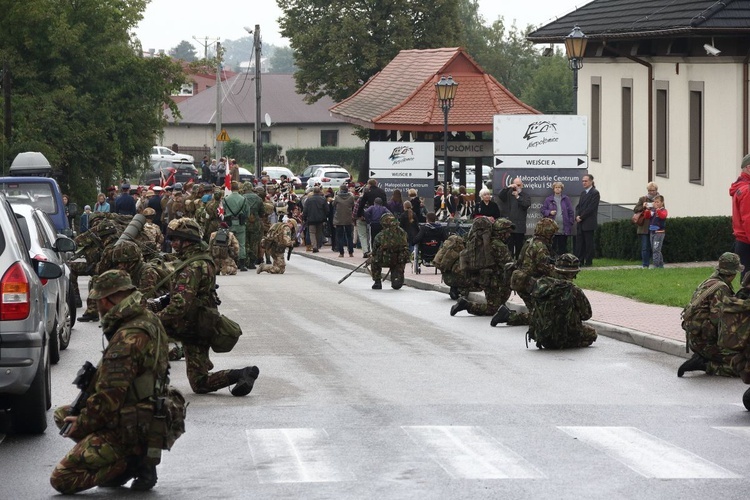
[435,75,458,204]
[564,26,588,114]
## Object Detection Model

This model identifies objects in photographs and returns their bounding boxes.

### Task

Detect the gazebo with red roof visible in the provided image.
[329,47,539,188]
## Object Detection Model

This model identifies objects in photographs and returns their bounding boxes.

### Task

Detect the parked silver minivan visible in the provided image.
[0,192,63,434]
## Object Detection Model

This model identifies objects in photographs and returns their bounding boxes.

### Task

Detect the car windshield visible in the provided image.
[0,181,58,214]
[324,171,349,179]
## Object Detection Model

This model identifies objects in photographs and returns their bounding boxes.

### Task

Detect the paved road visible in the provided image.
[1,257,749,499]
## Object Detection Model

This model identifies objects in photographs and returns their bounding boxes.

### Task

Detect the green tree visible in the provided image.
[0,0,185,204]
[521,52,574,114]
[170,40,198,62]
[269,46,296,73]
[277,0,462,103]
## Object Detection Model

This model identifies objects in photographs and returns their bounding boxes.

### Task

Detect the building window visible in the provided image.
[688,81,704,184]
[172,83,195,97]
[591,77,601,162]
[261,131,271,144]
[621,79,633,169]
[655,82,669,177]
[321,130,338,147]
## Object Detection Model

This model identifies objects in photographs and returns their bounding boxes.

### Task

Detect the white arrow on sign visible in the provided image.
[494,155,588,169]
[370,170,433,178]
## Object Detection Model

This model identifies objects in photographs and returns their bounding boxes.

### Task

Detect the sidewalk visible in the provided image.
[294,245,692,359]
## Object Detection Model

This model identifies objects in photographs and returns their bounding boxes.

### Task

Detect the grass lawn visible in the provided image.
[576,265,739,307]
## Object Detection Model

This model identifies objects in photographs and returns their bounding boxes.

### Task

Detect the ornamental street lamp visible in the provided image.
[564,26,588,114]
[435,75,458,206]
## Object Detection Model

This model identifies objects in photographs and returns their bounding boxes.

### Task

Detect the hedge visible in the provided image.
[222,139,282,167]
[595,216,734,262]
[285,147,365,172]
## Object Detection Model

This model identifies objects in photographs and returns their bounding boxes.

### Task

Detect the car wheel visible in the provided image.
[68,281,77,329]
[59,298,72,350]
[10,348,49,434]
[49,319,60,365]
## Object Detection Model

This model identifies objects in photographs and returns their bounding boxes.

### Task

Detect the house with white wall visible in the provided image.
[528,0,750,217]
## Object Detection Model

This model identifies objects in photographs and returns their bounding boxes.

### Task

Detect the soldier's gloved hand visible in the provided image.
[146,298,161,312]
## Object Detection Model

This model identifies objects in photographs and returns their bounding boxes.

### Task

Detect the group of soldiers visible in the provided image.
[678,252,750,408]
[441,216,596,349]
[56,184,274,493]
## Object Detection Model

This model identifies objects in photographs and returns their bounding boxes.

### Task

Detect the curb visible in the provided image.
[294,250,689,358]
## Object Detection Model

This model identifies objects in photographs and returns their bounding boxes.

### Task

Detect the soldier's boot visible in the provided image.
[255,258,263,265]
[239,259,248,272]
[265,254,272,264]
[247,260,257,270]
[677,354,708,377]
[391,270,404,290]
[450,297,469,317]
[130,463,158,491]
[449,286,460,300]
[743,387,750,411]
[372,280,382,290]
[490,305,511,327]
[229,366,260,397]
[77,311,99,322]
[256,264,267,274]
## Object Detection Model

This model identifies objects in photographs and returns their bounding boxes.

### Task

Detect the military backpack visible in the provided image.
[459,218,494,272]
[717,294,750,352]
[529,276,577,349]
[433,234,464,272]
[210,228,231,260]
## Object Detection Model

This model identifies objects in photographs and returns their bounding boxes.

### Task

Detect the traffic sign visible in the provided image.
[494,155,588,169]
[370,170,433,178]
[216,129,230,142]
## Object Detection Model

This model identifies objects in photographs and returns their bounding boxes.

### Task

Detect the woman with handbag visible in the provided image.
[634,182,660,268]
[540,182,575,256]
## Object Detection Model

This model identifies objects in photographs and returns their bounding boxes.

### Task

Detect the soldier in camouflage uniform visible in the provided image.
[678,252,742,377]
[242,181,265,270]
[157,218,259,396]
[528,253,597,349]
[451,217,514,317]
[76,218,121,322]
[209,222,240,275]
[141,207,164,249]
[370,213,411,290]
[257,218,296,274]
[258,187,276,265]
[51,270,169,493]
[202,187,223,243]
[110,241,169,299]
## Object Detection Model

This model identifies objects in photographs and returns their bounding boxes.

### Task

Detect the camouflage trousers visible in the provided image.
[50,406,136,494]
[533,324,598,349]
[215,257,238,276]
[246,223,262,265]
[732,349,750,384]
[507,291,533,326]
[229,223,246,260]
[689,330,739,377]
[183,342,234,394]
[443,271,480,297]
[371,261,407,281]
[257,251,286,274]
[466,285,511,316]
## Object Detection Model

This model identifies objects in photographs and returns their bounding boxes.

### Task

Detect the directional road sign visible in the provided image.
[370,169,433,178]
[494,155,588,169]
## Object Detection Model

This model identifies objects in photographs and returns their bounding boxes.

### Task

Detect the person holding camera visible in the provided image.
[634,182,660,268]
[498,177,531,259]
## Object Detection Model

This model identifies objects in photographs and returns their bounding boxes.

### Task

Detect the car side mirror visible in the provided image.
[67,202,79,217]
[54,236,77,253]
[35,259,63,280]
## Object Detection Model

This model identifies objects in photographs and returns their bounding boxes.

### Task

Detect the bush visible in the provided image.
[595,216,734,262]
[223,139,282,167]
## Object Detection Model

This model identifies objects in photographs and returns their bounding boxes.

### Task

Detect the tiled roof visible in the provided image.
[166,73,343,126]
[329,47,537,132]
[528,0,750,41]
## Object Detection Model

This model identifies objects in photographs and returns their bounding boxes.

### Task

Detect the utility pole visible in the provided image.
[253,24,262,178]
[2,61,10,143]
[192,35,218,61]
[215,41,223,163]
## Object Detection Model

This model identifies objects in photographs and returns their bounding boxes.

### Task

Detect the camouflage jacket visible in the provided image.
[683,274,733,342]
[157,242,217,338]
[71,291,168,440]
[372,219,410,265]
[476,237,513,288]
[210,228,240,261]
[262,222,293,253]
[130,260,170,299]
[520,237,554,280]
[242,192,265,226]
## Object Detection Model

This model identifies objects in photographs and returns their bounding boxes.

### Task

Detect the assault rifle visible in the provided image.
[147,284,221,312]
[59,361,97,436]
[287,245,293,261]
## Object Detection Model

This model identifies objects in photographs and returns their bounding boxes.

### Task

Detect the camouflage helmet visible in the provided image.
[380,212,397,227]
[89,269,136,300]
[142,207,156,217]
[167,217,203,243]
[716,252,743,276]
[285,217,298,233]
[534,218,558,239]
[110,240,142,264]
[242,181,254,193]
[554,253,580,274]
[96,219,118,237]
[492,217,515,233]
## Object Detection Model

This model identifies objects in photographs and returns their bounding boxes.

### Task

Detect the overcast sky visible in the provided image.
[134,0,588,52]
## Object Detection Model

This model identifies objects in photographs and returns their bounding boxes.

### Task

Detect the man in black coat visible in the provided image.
[303,186,329,252]
[114,183,137,215]
[574,174,600,267]
[498,177,531,259]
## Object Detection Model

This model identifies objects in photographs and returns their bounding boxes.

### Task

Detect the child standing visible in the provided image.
[644,195,667,268]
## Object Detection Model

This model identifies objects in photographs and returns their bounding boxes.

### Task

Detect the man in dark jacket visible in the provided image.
[147,186,164,231]
[114,183,137,215]
[498,177,531,259]
[574,174,600,267]
[303,186,328,252]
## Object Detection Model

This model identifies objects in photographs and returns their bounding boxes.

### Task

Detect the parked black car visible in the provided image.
[140,160,199,187]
